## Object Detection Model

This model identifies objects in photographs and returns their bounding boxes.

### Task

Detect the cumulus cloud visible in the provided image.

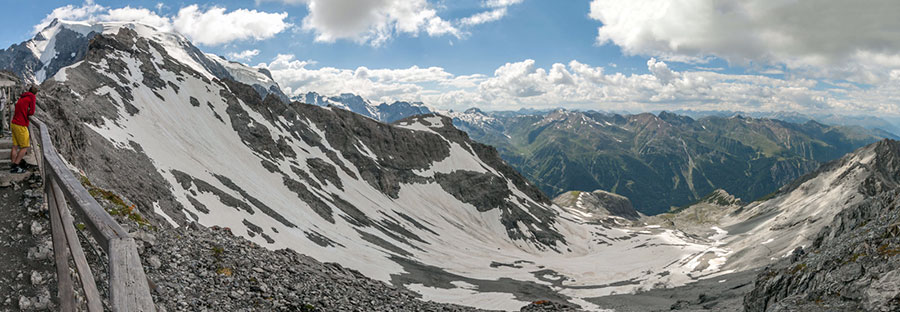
[104,7,172,30]
[262,55,900,115]
[299,0,459,46]
[228,49,261,61]
[260,54,458,103]
[34,0,104,33]
[172,5,289,45]
[258,0,520,45]
[588,0,900,83]
[34,1,289,46]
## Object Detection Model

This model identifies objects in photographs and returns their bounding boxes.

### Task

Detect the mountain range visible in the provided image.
[450,108,891,215]
[2,19,899,311]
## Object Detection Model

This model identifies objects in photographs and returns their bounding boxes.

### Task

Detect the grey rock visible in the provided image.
[553,189,640,220]
[29,221,42,236]
[864,268,900,311]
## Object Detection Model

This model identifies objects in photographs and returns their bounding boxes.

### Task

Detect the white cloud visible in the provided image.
[104,7,172,30]
[34,0,104,33]
[262,55,900,116]
[258,0,520,45]
[647,58,677,84]
[261,54,456,102]
[300,0,459,46]
[460,8,508,26]
[588,0,900,84]
[172,5,290,45]
[484,0,524,8]
[228,49,261,61]
[34,2,289,46]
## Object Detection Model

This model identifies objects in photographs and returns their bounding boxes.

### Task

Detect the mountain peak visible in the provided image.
[464,107,485,115]
[701,189,742,206]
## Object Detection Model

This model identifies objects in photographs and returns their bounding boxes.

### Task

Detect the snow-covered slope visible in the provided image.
[718,140,898,271]
[33,21,735,310]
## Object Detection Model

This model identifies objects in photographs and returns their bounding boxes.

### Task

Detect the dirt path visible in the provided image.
[0,138,57,311]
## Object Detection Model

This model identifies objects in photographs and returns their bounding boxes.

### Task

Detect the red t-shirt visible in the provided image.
[12,92,35,127]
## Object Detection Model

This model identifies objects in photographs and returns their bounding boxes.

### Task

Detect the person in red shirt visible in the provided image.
[10,85,37,174]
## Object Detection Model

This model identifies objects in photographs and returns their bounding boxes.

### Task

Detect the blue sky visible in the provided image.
[2,0,900,115]
[2,0,649,76]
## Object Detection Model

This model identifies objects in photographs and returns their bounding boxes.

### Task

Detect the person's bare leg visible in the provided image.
[10,145,18,165]
[13,147,27,165]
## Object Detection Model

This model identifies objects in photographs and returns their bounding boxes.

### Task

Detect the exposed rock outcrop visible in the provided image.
[553,190,640,220]
[744,140,900,311]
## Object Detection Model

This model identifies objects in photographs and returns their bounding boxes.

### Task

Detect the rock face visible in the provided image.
[640,189,744,239]
[141,223,484,311]
[451,108,887,215]
[743,140,900,311]
[553,190,640,220]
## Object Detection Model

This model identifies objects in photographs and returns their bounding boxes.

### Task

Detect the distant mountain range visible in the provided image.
[450,108,891,215]
[291,92,431,123]
[672,109,900,138]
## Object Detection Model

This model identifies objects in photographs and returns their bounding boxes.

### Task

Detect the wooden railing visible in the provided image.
[30,117,155,312]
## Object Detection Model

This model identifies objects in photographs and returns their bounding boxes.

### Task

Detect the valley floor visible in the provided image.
[586,269,758,312]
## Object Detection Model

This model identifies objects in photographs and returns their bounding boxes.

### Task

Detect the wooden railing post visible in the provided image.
[31,117,155,312]
[46,178,76,312]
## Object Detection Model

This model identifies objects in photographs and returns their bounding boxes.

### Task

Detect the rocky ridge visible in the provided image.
[744,140,900,311]
[552,189,640,221]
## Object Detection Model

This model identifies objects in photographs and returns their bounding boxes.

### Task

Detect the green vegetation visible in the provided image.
[876,243,900,257]
[460,111,883,215]
[79,175,153,229]
[210,245,232,276]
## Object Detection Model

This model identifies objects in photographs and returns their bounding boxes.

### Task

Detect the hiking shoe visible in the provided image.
[9,163,16,170]
[9,167,25,174]
[18,163,30,170]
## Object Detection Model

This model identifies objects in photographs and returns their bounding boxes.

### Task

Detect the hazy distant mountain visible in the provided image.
[291,92,431,122]
[452,109,888,215]
[673,109,900,138]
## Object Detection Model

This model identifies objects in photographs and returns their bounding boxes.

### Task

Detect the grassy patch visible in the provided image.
[845,252,867,264]
[790,263,807,274]
[877,243,900,257]
[216,267,233,276]
[80,175,153,229]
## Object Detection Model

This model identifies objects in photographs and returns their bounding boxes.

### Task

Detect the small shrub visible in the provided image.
[216,267,233,276]
[876,244,900,257]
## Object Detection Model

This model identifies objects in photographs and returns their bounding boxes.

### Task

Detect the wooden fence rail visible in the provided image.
[30,117,155,312]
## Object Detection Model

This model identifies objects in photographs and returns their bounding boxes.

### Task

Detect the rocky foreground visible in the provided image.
[0,170,57,311]
[132,222,483,311]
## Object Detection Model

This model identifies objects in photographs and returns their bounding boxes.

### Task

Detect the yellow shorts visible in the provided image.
[11,124,29,148]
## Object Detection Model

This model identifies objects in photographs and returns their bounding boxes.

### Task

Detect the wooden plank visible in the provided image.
[108,238,156,312]
[47,179,76,312]
[31,117,156,311]
[31,118,128,247]
[51,174,103,312]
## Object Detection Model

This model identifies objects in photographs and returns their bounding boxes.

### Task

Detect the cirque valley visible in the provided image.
[1,2,900,311]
